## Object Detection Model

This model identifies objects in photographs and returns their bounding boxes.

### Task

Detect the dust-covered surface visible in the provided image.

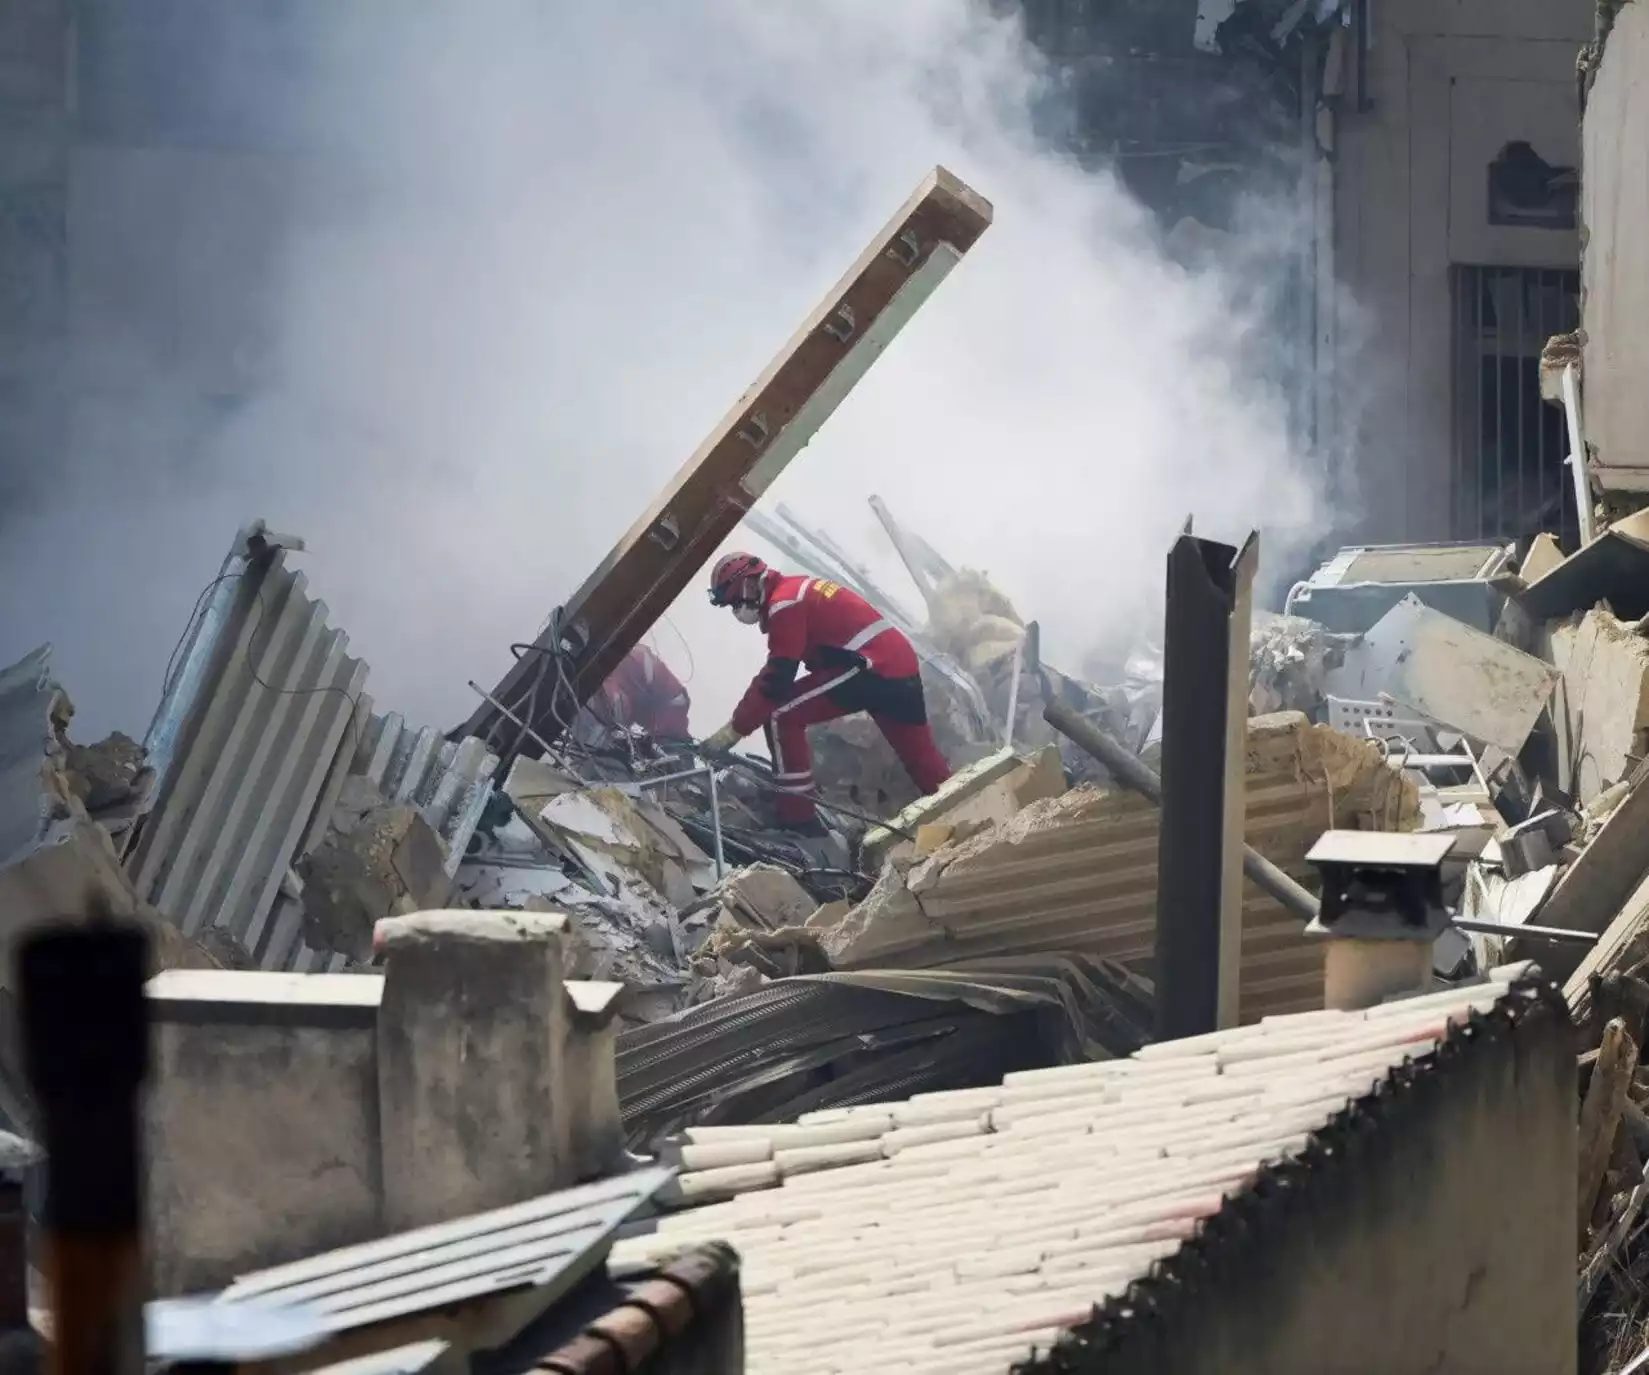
[811,711,1418,1022]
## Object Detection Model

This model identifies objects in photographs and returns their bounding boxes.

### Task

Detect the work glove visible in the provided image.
[701,723,742,756]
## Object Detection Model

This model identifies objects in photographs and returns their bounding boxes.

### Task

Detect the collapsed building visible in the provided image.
[6,4,1649,1356]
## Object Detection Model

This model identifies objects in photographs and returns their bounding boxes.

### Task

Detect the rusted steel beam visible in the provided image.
[461,167,994,759]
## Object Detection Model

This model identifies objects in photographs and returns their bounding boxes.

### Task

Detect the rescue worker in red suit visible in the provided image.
[701,552,953,833]
[573,644,691,746]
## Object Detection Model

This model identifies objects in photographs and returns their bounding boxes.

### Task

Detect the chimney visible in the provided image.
[1305,831,1457,1011]
[374,908,625,1232]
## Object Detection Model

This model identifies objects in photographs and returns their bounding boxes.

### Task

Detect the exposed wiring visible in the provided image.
[159,572,240,703]
[648,735,916,842]
[657,614,696,685]
[164,554,480,803]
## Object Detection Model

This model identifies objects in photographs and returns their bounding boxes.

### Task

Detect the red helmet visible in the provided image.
[709,551,768,607]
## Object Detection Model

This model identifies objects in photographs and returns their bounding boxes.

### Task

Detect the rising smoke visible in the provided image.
[0,0,1327,741]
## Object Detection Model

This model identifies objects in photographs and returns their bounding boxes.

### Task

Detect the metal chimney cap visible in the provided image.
[1305,829,1455,943]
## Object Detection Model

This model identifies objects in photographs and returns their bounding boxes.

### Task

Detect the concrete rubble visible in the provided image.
[8,52,1649,1366]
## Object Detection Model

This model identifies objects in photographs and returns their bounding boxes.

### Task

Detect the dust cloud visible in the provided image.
[0,1,1329,741]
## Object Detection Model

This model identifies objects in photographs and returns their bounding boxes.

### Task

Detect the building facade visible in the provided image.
[1328,0,1594,547]
[1,2,1615,553]
[1578,0,1649,501]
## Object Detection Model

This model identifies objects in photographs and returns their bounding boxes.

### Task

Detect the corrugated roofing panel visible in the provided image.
[0,645,66,869]
[351,713,498,877]
[254,715,498,973]
[218,1167,673,1335]
[826,714,1417,1023]
[127,524,369,957]
[127,524,499,974]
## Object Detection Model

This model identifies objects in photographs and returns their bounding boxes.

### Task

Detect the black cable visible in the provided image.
[647,736,917,842]
[158,572,240,703]
[162,553,483,806]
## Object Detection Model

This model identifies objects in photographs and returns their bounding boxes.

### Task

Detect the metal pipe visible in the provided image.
[1453,919,1597,946]
[1563,363,1598,546]
[466,680,573,770]
[631,759,729,880]
[1043,698,1319,924]
[634,763,715,790]
[706,763,728,880]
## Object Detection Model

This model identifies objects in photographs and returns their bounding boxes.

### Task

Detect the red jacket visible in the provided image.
[730,574,919,734]
[592,645,691,739]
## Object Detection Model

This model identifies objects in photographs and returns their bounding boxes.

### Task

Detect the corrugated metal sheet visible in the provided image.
[0,645,67,869]
[261,716,499,973]
[217,1168,673,1337]
[126,524,500,974]
[350,714,498,877]
[616,956,1154,1141]
[824,713,1419,1023]
[128,524,369,959]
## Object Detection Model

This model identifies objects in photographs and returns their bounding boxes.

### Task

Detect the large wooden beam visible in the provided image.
[461,167,993,758]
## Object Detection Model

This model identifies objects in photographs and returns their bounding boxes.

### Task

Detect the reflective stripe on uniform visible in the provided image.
[767,665,859,774]
[843,617,894,654]
[767,578,813,616]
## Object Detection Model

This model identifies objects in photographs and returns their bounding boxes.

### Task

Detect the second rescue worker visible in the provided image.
[701,552,953,834]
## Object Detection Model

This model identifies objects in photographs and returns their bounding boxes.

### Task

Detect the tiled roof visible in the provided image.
[611,967,1541,1375]
[532,1243,741,1375]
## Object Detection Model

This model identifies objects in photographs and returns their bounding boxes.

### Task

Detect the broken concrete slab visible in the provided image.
[880,745,1069,867]
[1522,532,1567,584]
[538,786,711,909]
[815,712,1418,1023]
[0,645,236,1128]
[1549,607,1649,802]
[862,745,1062,866]
[1324,593,1559,755]
[1248,612,1349,717]
[1511,758,1649,981]
[63,731,151,815]
[686,924,833,999]
[1519,506,1649,623]
[703,864,817,932]
[297,799,451,963]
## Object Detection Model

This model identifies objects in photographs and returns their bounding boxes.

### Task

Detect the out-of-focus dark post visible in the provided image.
[1154,530,1258,1040]
[18,921,151,1375]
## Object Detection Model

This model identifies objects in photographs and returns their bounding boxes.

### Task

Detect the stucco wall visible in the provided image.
[1581,1,1649,493]
[144,971,386,1297]
[1334,0,1592,541]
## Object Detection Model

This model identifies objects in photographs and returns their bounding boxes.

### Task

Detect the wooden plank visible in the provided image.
[1566,874,1649,1024]
[461,167,993,759]
[1517,760,1649,984]
[1580,1018,1639,1243]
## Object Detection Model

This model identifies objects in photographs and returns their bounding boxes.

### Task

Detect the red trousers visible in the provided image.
[762,667,952,825]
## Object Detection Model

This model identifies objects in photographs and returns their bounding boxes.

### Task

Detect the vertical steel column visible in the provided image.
[1154,529,1259,1039]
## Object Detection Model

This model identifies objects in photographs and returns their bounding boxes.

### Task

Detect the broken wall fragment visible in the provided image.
[1548,606,1649,802]
[815,712,1417,1023]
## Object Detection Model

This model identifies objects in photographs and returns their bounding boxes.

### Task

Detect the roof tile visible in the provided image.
[619,979,1530,1374]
